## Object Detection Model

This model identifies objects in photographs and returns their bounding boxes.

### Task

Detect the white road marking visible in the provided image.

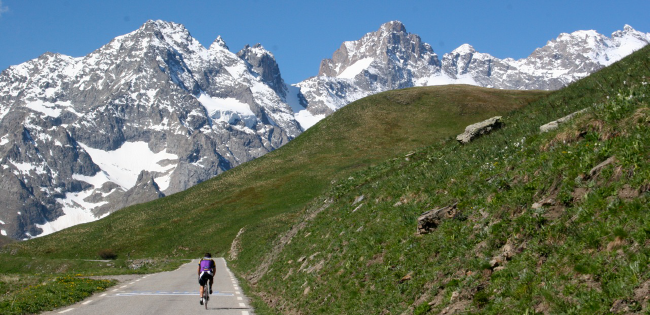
[242,311,250,315]
[58,309,74,314]
[239,303,246,307]
[237,296,243,300]
[82,300,93,305]
[115,291,234,296]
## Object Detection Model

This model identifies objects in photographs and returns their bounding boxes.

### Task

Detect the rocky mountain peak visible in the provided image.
[209,35,229,51]
[317,20,438,80]
[140,19,189,37]
[119,20,206,64]
[450,44,477,55]
[379,20,407,34]
[237,44,285,97]
[613,24,647,42]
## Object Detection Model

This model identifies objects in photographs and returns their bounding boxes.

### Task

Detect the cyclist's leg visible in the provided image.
[209,275,214,293]
[199,272,206,304]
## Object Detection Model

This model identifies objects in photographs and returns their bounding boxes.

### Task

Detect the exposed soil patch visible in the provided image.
[85,274,143,283]
[247,199,332,284]
[543,204,566,220]
[618,184,640,201]
[572,187,590,203]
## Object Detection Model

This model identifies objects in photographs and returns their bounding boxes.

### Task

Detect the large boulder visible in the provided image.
[456,116,503,144]
[539,109,588,133]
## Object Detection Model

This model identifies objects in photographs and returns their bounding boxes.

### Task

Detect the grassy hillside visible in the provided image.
[3,86,545,261]
[233,46,650,314]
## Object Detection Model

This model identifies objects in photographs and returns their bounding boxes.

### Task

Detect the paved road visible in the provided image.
[43,258,254,315]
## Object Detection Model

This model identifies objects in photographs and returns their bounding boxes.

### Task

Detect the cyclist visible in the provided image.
[198,253,216,305]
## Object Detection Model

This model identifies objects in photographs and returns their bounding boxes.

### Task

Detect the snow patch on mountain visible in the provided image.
[197,93,257,128]
[38,193,108,237]
[338,58,375,79]
[79,142,178,190]
[24,100,73,118]
[284,85,321,129]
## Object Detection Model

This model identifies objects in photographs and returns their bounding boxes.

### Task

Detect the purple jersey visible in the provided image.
[199,259,215,272]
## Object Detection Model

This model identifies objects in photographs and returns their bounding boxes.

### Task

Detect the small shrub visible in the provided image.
[613,227,628,239]
[473,290,491,308]
[98,249,118,260]
[414,301,431,315]
[445,279,461,289]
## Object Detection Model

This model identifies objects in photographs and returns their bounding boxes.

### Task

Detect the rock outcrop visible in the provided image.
[417,203,462,234]
[456,116,503,144]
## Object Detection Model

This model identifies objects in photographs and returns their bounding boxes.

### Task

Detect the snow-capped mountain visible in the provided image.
[295,21,650,118]
[0,20,647,239]
[0,20,303,239]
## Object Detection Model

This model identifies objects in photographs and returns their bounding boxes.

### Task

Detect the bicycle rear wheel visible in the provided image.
[203,283,209,309]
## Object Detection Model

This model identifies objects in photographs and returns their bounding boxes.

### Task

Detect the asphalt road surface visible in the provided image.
[43,258,254,315]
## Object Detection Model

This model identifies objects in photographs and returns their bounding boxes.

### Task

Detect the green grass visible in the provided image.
[0,275,115,315]
[0,256,184,314]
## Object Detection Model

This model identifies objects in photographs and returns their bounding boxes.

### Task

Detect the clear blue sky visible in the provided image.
[1,0,649,84]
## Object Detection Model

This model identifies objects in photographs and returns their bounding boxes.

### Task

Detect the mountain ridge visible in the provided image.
[296,20,650,120]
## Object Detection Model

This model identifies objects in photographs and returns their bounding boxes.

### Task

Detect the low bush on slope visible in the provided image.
[236,46,650,314]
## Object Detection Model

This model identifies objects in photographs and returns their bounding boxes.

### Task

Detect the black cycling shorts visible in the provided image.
[199,272,213,286]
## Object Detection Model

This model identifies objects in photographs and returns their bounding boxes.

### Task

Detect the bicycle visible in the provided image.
[198,254,216,309]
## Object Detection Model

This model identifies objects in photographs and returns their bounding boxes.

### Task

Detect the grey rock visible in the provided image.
[540,109,588,133]
[456,116,503,144]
